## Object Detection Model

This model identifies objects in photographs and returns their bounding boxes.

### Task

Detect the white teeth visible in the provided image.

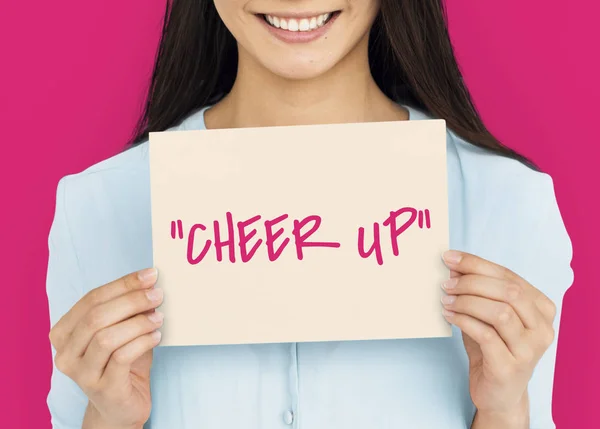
[299,18,310,31]
[264,12,334,32]
[288,19,299,31]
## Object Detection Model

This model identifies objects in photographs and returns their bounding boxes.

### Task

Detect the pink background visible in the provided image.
[0,0,597,427]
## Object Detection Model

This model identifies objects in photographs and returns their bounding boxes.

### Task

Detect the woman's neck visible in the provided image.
[204,39,408,129]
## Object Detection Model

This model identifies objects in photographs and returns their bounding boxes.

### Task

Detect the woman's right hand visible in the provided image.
[49,268,164,429]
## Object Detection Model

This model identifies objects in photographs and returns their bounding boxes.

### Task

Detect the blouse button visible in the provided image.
[282,410,294,425]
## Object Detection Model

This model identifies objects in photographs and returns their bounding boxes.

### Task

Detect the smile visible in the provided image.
[262,12,336,32]
[257,10,341,43]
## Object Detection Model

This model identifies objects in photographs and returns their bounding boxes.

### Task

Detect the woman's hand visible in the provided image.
[49,268,164,429]
[440,250,557,428]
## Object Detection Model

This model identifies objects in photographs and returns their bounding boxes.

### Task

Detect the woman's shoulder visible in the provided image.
[408,106,573,298]
[57,106,208,198]
[450,129,554,202]
[406,104,557,212]
[446,123,565,248]
[55,142,150,224]
[408,106,570,283]
[447,126,567,253]
[70,140,149,180]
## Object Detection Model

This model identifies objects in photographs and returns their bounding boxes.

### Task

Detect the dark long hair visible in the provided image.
[128,0,537,170]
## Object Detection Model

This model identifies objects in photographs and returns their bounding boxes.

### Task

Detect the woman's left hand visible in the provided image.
[440,250,557,422]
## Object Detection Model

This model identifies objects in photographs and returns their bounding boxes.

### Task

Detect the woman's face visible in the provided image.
[213,0,381,80]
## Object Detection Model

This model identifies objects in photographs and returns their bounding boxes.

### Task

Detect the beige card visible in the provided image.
[149,119,451,347]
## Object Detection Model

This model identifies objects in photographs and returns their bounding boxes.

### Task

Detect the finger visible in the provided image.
[53,348,83,382]
[442,274,542,329]
[67,287,164,358]
[102,330,162,385]
[443,309,514,368]
[442,251,521,283]
[442,294,525,355]
[82,311,164,383]
[449,270,461,279]
[50,268,158,351]
[535,294,558,323]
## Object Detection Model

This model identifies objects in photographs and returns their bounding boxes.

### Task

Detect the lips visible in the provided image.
[256,11,341,43]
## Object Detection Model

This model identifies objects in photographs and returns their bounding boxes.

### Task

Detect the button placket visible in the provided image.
[282,410,294,425]
[287,342,300,427]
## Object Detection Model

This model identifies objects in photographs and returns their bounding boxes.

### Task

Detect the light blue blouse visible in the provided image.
[46,104,573,429]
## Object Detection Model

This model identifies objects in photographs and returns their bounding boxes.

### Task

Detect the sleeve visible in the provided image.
[45,176,90,428]
[521,173,574,429]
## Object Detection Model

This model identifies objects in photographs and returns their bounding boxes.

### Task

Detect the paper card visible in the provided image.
[149,119,451,347]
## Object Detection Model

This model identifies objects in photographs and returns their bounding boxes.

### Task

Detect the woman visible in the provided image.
[46,0,573,428]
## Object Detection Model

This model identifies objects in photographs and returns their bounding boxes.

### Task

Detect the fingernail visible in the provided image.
[442,278,458,290]
[442,308,455,317]
[151,330,162,341]
[441,295,456,305]
[443,251,462,265]
[146,287,163,302]
[138,268,158,284]
[148,311,164,324]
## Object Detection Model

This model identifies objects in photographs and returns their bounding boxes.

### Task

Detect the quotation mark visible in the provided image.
[170,219,184,239]
[417,209,431,229]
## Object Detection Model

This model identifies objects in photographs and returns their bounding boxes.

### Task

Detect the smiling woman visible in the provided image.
[45,1,573,429]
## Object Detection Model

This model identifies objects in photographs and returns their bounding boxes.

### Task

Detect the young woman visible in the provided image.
[46,1,573,428]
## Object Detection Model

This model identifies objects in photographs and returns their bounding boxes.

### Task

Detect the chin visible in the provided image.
[261,56,339,81]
